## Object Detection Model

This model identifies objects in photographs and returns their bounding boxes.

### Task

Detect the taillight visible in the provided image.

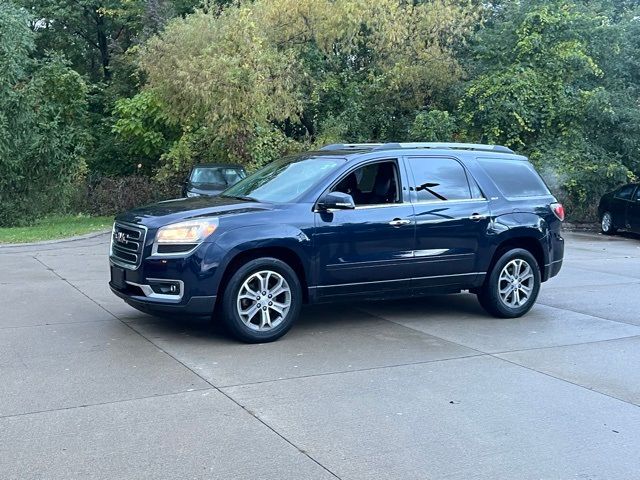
[551,202,565,221]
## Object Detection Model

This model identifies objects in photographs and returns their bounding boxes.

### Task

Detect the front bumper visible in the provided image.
[109,283,216,316]
[109,240,224,317]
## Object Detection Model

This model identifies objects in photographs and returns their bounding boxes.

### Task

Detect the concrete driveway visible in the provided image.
[1,231,639,479]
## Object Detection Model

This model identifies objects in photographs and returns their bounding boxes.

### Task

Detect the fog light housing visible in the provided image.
[149,280,182,296]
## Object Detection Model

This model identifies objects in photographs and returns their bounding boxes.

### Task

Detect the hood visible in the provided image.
[116,195,274,228]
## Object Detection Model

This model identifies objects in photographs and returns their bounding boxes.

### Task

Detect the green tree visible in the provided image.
[111,89,180,173]
[409,110,459,142]
[135,0,480,177]
[458,0,639,220]
[16,0,210,179]
[0,1,89,226]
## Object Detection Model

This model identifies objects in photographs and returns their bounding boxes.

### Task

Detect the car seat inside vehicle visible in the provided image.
[333,161,399,205]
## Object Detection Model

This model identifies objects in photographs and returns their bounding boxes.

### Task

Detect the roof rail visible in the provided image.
[319,142,514,154]
[319,143,384,151]
[374,142,514,154]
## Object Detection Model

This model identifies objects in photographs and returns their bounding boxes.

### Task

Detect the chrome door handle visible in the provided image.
[469,213,488,221]
[389,218,411,227]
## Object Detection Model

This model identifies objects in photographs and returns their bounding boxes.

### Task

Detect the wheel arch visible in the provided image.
[486,233,548,283]
[215,245,310,308]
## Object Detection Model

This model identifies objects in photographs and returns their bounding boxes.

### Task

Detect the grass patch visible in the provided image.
[0,215,113,244]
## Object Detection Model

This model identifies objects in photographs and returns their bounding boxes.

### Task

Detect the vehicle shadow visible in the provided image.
[615,231,640,241]
[121,293,486,343]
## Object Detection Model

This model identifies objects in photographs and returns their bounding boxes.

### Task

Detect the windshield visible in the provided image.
[222,155,345,203]
[190,167,246,185]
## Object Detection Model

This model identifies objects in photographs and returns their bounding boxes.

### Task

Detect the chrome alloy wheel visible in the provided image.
[498,259,534,308]
[236,270,291,331]
[602,212,612,233]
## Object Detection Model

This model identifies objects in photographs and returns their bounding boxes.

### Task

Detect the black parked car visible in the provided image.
[598,183,640,235]
[182,163,246,197]
[110,142,565,343]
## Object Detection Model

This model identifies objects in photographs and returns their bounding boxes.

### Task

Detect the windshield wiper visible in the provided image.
[415,182,447,201]
[221,194,259,202]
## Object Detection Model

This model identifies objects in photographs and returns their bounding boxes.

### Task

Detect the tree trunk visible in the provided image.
[95,11,110,80]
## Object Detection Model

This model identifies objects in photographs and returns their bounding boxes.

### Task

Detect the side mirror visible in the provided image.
[318,191,355,211]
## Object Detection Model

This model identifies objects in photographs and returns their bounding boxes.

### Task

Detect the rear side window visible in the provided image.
[406,157,472,201]
[478,158,550,198]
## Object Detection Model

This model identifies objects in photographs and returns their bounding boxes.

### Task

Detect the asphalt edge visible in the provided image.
[0,229,111,249]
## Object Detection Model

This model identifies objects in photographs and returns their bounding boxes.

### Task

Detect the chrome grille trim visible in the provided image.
[110,222,148,270]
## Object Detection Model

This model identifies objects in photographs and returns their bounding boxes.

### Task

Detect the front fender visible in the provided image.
[207,224,313,290]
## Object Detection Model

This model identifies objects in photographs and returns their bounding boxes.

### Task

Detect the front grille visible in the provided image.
[110,222,146,269]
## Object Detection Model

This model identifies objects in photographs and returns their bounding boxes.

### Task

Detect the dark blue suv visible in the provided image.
[110,143,565,342]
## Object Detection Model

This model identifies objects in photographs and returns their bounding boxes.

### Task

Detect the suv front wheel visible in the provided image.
[600,211,617,235]
[477,248,541,318]
[220,257,302,343]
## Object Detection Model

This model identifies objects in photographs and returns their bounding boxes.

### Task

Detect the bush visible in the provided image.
[74,175,180,216]
[531,141,633,223]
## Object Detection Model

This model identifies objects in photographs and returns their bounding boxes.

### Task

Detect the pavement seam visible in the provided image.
[489,333,640,355]
[221,331,640,389]
[0,318,114,331]
[354,307,488,355]
[218,352,488,389]
[33,255,343,480]
[545,278,640,288]
[0,388,214,421]
[357,307,640,409]
[536,301,640,327]
[487,354,640,409]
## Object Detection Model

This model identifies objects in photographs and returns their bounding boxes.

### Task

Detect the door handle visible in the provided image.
[469,213,488,221]
[389,218,411,227]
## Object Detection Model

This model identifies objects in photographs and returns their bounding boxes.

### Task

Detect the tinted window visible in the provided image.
[468,174,485,199]
[332,161,400,206]
[615,185,636,200]
[222,156,344,203]
[407,157,471,201]
[478,158,550,198]
[190,167,245,185]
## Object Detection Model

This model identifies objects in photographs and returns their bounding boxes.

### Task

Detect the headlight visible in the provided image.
[153,218,218,254]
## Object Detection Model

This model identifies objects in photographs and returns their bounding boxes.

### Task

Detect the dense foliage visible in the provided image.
[1,0,639,225]
[459,0,640,219]
[0,1,88,226]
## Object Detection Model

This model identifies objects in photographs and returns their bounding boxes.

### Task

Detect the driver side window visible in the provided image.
[332,161,401,206]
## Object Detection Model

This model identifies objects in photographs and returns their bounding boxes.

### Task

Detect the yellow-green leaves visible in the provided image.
[138,0,479,171]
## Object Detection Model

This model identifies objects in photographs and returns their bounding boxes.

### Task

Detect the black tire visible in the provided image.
[477,248,541,318]
[600,211,617,235]
[220,257,302,343]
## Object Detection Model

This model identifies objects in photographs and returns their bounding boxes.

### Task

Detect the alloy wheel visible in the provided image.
[236,270,291,331]
[602,212,612,233]
[498,259,535,308]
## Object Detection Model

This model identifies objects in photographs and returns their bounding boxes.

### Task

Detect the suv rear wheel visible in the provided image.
[220,257,302,343]
[477,248,541,318]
